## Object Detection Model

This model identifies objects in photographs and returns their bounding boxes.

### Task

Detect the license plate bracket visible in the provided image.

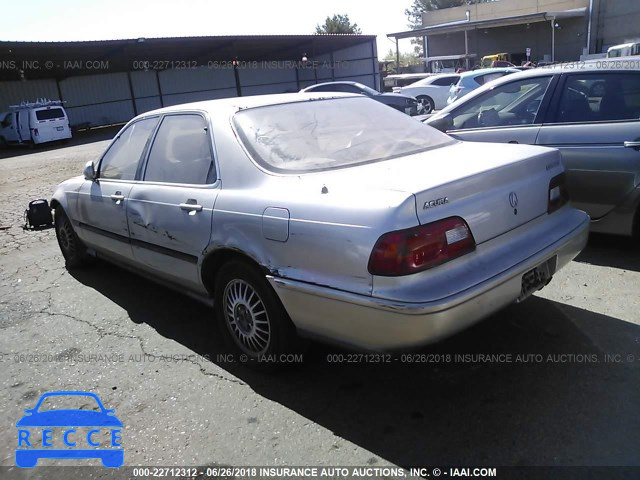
[517,256,557,302]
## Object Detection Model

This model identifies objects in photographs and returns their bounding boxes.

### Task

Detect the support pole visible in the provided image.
[551,19,555,62]
[464,30,469,69]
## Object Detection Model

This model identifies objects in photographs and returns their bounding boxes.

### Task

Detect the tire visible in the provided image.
[215,260,301,366]
[54,208,91,268]
[417,95,435,114]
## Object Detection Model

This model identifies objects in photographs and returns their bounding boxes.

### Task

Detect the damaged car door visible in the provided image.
[126,113,219,293]
[76,117,159,261]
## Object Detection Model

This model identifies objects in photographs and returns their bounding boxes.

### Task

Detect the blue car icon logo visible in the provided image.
[16,390,123,468]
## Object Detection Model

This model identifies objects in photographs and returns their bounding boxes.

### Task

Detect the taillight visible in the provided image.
[548,172,569,214]
[368,216,476,276]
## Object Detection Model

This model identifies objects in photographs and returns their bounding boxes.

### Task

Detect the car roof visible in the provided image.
[462,67,520,78]
[300,81,371,92]
[474,58,640,82]
[434,58,640,116]
[303,81,362,88]
[141,92,360,118]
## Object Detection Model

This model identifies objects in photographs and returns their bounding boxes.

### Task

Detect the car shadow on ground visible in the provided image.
[69,261,640,467]
[575,233,640,273]
[0,125,121,160]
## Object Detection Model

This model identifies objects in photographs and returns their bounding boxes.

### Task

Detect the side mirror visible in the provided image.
[83,161,96,180]
[427,113,453,132]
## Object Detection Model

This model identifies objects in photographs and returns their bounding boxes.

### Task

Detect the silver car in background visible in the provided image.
[447,67,519,104]
[428,60,640,236]
[52,93,589,362]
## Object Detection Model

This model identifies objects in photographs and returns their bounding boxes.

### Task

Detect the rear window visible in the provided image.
[35,108,65,121]
[432,76,459,86]
[476,72,508,86]
[233,97,452,173]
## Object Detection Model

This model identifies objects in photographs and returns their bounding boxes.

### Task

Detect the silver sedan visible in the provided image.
[51,93,589,362]
[427,62,640,236]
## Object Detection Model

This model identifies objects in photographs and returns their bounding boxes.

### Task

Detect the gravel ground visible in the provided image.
[0,134,639,479]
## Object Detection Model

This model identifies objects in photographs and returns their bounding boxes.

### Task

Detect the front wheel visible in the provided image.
[54,208,91,268]
[417,96,435,114]
[215,260,300,366]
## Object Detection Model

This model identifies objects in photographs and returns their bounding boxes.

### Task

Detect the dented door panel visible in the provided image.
[127,183,218,292]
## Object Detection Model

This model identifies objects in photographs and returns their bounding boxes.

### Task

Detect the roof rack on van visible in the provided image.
[9,98,66,110]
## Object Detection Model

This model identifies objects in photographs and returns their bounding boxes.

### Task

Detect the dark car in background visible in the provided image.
[300,81,423,116]
[426,61,640,236]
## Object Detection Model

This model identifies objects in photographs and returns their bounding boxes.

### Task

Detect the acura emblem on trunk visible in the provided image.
[423,197,449,210]
[509,192,518,208]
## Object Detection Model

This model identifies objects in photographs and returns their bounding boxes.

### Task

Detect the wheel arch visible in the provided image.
[200,248,270,297]
[49,198,62,210]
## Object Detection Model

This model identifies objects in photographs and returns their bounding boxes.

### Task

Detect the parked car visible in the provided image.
[426,61,640,236]
[52,92,589,362]
[383,72,432,91]
[607,42,640,58]
[0,99,71,147]
[300,81,422,115]
[447,67,519,105]
[393,73,460,113]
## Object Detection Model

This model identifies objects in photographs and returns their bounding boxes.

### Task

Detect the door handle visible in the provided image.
[623,141,640,150]
[508,140,519,144]
[179,202,203,213]
[110,192,125,204]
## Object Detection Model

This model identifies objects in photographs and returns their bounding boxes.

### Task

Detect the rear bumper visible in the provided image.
[269,208,590,350]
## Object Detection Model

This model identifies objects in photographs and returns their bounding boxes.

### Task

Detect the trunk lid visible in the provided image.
[308,141,564,244]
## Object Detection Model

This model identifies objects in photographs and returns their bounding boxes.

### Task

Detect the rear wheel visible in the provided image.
[54,208,91,268]
[417,95,435,114]
[215,260,301,367]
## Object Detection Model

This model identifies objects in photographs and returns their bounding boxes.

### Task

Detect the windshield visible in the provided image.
[233,96,452,173]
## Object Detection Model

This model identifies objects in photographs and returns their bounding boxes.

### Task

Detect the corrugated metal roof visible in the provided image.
[0,35,376,81]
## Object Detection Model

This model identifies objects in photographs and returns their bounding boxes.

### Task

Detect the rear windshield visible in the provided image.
[233,97,452,173]
[35,108,65,121]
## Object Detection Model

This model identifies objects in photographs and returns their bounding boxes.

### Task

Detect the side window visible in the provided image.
[144,114,214,185]
[450,76,553,130]
[1,113,12,128]
[99,117,158,180]
[476,72,507,86]
[338,84,364,94]
[433,76,459,87]
[556,73,640,123]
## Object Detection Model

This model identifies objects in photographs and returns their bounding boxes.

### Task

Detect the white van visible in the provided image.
[0,99,72,147]
[607,42,640,58]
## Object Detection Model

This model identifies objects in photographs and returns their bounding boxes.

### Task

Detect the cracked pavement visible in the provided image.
[0,133,639,477]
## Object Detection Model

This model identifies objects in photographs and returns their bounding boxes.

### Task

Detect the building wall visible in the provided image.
[427,17,585,64]
[418,0,639,59]
[591,0,640,53]
[422,0,589,27]
[0,40,379,128]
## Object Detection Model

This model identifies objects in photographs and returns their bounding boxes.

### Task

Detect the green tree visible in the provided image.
[315,14,362,34]
[405,0,496,28]
[383,49,421,69]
